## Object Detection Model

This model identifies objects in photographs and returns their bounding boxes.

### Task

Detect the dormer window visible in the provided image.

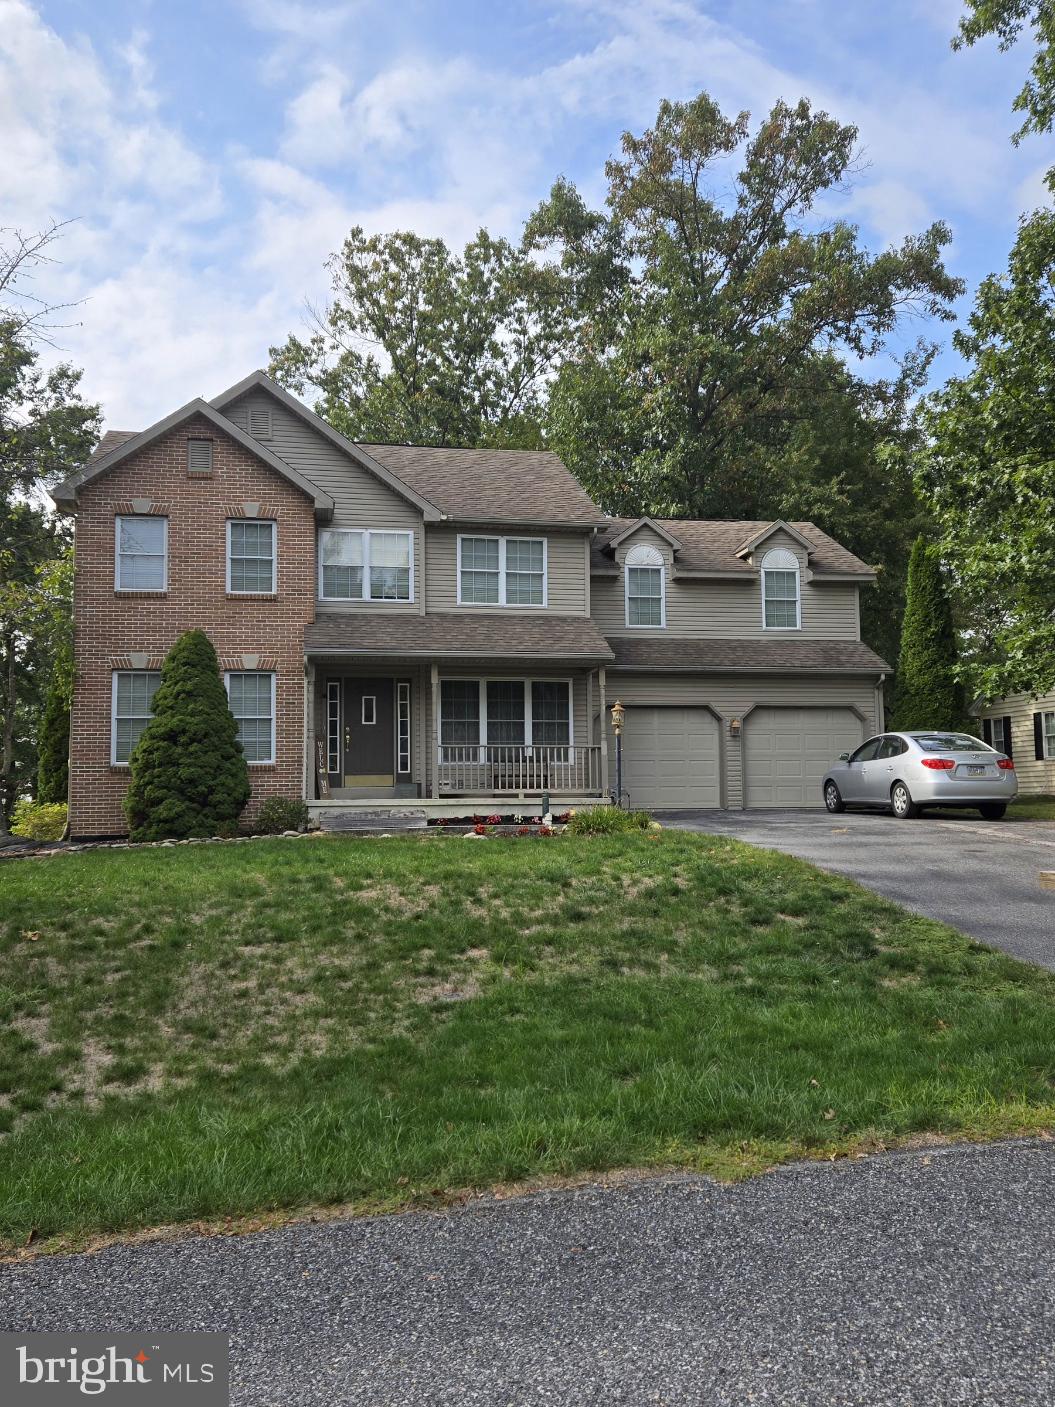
[625,544,665,627]
[761,548,801,629]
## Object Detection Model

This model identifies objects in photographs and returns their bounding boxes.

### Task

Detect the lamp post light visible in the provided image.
[610,699,625,808]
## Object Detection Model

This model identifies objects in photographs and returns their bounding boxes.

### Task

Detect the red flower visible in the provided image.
[517,825,532,836]
[539,825,553,837]
[473,823,488,835]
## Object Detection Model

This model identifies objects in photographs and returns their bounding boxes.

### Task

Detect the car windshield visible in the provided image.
[911,732,990,753]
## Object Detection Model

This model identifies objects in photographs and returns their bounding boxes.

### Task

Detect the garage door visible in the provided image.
[744,707,863,809]
[608,706,721,810]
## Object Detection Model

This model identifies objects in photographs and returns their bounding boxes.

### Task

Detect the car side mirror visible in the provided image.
[838,752,850,762]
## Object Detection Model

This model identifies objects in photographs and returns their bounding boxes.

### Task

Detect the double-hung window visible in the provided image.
[439,679,572,754]
[225,672,275,764]
[227,520,276,594]
[115,516,167,591]
[111,670,161,764]
[457,536,546,606]
[318,530,413,601]
[624,544,665,627]
[1045,712,1055,760]
[761,548,801,630]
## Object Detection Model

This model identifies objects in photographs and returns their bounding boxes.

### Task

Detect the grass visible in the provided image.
[2,830,1055,1252]
[1010,794,1055,822]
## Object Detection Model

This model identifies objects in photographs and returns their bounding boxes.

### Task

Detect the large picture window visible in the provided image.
[115,516,167,591]
[227,520,276,594]
[225,672,275,763]
[111,670,161,764]
[319,530,413,601]
[457,536,546,607]
[439,679,572,751]
[624,543,665,627]
[762,548,801,629]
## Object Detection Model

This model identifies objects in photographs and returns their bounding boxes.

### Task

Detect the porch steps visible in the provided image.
[314,807,428,834]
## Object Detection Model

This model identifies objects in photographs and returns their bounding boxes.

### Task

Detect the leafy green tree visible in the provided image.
[269,227,567,448]
[36,676,70,804]
[890,536,965,731]
[954,2,1055,145]
[916,208,1055,699]
[124,630,250,840]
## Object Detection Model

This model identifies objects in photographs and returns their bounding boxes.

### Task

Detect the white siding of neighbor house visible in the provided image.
[976,689,1055,796]
[225,390,425,614]
[424,528,589,615]
[590,524,861,640]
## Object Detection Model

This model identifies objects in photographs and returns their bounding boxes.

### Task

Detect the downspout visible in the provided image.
[876,673,887,732]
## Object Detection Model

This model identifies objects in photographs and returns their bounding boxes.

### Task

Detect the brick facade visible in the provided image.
[69,414,316,836]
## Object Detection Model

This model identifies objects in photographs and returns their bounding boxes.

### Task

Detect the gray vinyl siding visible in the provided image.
[592,524,861,640]
[976,689,1055,796]
[425,528,588,614]
[605,671,880,809]
[226,390,424,614]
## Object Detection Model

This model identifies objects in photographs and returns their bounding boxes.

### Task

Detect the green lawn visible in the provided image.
[1010,794,1055,822]
[2,830,1055,1253]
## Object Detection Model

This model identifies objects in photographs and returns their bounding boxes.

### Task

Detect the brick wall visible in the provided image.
[69,414,317,836]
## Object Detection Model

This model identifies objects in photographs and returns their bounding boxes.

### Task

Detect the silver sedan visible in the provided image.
[822,731,1018,820]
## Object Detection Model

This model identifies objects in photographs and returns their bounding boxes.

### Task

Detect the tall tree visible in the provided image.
[527,94,962,659]
[955,2,1055,145]
[890,536,965,730]
[269,227,567,448]
[916,208,1055,700]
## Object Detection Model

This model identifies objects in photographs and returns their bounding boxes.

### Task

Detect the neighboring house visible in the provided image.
[974,693,1055,796]
[52,371,888,836]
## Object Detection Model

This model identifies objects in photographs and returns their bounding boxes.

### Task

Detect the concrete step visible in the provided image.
[315,808,428,833]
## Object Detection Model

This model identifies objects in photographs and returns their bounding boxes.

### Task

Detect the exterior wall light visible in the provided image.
[730,717,742,737]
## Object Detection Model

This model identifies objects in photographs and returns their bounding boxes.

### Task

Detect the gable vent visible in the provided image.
[187,439,214,476]
[248,406,273,440]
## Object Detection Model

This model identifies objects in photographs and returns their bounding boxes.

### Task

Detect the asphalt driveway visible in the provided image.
[658,809,1055,969]
[4,1140,1055,1405]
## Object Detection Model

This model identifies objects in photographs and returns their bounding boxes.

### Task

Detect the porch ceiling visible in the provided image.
[304,611,615,664]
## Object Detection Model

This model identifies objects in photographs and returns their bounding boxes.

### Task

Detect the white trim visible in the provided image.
[110,669,161,766]
[318,528,415,603]
[456,534,548,608]
[326,679,341,774]
[438,676,574,754]
[1044,711,1055,761]
[624,546,666,629]
[761,548,802,631]
[361,694,377,725]
[224,670,276,765]
[227,518,277,595]
[115,515,168,592]
[397,681,411,774]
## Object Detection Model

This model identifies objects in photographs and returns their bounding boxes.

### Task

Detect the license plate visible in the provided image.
[967,765,986,776]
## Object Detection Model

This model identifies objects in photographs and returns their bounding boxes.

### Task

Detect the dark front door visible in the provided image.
[343,678,394,786]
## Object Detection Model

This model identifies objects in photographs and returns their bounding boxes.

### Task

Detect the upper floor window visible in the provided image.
[624,544,665,627]
[225,671,275,764]
[457,536,547,607]
[319,529,413,601]
[115,515,167,591]
[111,670,161,764]
[761,548,801,630]
[227,519,276,594]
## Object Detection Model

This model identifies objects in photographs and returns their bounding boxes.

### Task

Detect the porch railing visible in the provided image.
[437,744,603,795]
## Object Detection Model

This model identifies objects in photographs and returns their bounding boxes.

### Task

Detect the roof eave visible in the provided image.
[735,519,816,559]
[304,645,615,662]
[605,517,684,551]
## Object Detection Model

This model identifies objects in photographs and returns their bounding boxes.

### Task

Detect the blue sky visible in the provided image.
[1,0,1049,428]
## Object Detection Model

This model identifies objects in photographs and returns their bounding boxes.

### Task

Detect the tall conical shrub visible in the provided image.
[124,630,250,840]
[891,536,965,731]
[36,678,70,804]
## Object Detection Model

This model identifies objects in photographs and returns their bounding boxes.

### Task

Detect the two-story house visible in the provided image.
[53,371,889,836]
[973,692,1055,796]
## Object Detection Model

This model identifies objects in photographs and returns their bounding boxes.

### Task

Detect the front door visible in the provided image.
[343,678,395,786]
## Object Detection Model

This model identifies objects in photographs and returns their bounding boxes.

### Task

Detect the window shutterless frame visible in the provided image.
[760,548,802,631]
[114,515,168,592]
[455,535,548,607]
[226,519,277,594]
[1045,711,1055,760]
[223,671,276,764]
[622,543,665,628]
[110,670,162,765]
[317,529,414,603]
[438,677,573,755]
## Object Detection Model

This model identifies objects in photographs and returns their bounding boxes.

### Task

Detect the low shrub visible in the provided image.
[566,806,653,836]
[253,797,309,834]
[11,800,68,841]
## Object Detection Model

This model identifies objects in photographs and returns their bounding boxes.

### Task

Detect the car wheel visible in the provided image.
[890,781,918,819]
[824,781,845,814]
[979,803,1007,821]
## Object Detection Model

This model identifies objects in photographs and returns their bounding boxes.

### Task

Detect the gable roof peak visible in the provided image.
[605,517,684,552]
[735,520,816,559]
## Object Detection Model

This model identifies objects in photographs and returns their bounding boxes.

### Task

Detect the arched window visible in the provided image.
[624,543,665,627]
[761,548,800,629]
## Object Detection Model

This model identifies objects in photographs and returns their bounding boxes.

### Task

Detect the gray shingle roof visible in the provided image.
[89,430,137,463]
[305,612,615,661]
[591,519,876,578]
[356,445,605,526]
[609,637,889,673]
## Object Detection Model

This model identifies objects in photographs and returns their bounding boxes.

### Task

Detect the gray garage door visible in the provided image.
[744,707,863,809]
[609,706,721,810]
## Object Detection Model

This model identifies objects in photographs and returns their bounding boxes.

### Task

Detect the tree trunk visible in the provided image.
[0,627,16,836]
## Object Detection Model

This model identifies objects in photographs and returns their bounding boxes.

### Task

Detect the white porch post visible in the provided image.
[304,661,315,800]
[598,666,609,798]
[429,662,440,799]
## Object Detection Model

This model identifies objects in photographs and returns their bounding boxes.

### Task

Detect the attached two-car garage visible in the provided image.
[743,706,864,809]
